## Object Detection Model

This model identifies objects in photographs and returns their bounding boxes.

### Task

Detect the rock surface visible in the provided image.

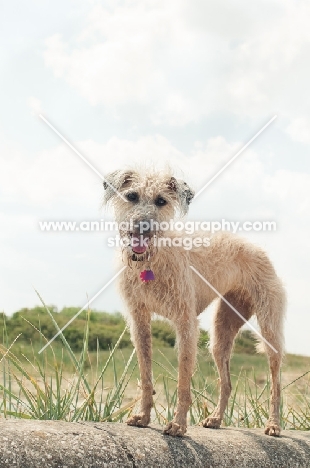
[0,420,309,467]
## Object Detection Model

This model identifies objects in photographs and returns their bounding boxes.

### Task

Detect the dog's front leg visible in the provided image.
[164,314,198,437]
[126,307,154,428]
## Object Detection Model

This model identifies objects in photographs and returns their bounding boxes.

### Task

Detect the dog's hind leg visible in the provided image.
[256,290,285,437]
[164,312,199,437]
[126,306,154,428]
[203,292,252,429]
[262,342,282,437]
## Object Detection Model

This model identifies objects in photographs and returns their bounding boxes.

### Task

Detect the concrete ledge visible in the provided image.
[0,420,309,467]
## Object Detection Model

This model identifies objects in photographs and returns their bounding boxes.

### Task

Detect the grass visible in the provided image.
[0,296,309,430]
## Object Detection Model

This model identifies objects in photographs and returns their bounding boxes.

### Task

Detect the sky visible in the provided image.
[0,0,310,356]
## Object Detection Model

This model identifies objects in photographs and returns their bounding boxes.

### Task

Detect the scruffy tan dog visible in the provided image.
[103,168,285,437]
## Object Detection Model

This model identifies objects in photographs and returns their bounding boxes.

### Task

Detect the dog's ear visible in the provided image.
[167,177,195,215]
[103,170,135,204]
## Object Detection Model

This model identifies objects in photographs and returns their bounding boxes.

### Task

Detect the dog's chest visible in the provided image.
[122,264,190,319]
[135,271,172,302]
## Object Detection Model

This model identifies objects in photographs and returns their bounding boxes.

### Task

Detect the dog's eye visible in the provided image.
[155,197,167,207]
[126,192,139,202]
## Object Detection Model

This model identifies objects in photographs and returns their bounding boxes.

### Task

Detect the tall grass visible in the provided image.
[0,295,309,430]
[151,352,310,430]
[0,295,137,422]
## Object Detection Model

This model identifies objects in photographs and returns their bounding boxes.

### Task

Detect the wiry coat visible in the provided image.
[104,168,285,437]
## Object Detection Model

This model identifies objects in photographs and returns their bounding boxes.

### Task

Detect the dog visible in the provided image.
[103,168,285,437]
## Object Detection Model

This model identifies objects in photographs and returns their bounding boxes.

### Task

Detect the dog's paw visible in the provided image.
[202,417,221,429]
[264,421,281,437]
[126,413,150,427]
[163,421,187,437]
[163,421,186,437]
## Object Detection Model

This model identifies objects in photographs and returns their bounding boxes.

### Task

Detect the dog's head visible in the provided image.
[103,169,195,260]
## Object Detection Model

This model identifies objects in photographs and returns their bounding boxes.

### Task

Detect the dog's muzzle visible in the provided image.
[128,219,153,260]
[131,234,149,254]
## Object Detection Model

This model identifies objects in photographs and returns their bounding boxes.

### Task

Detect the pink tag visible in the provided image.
[140,269,155,282]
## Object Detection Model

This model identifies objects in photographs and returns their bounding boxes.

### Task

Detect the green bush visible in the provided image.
[1,307,256,354]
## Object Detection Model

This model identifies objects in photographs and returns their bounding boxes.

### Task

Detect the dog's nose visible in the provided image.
[134,219,151,234]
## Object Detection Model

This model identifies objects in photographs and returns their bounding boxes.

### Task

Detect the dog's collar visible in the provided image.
[131,253,145,262]
[129,252,155,282]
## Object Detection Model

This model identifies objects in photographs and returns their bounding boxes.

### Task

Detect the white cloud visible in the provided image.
[83,134,185,173]
[0,212,34,242]
[43,3,168,106]
[263,170,310,214]
[27,97,43,116]
[44,34,68,78]
[0,137,99,206]
[2,129,309,215]
[286,118,310,145]
[42,0,310,130]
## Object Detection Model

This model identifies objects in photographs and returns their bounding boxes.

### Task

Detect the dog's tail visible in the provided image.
[255,335,267,354]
